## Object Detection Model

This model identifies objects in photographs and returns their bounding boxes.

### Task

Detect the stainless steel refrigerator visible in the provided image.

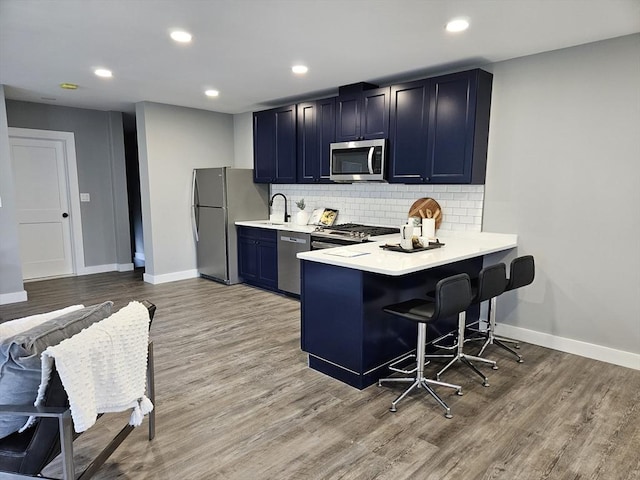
[192,167,269,284]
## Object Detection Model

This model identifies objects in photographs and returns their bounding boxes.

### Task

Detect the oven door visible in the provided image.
[311,235,366,250]
[311,239,342,250]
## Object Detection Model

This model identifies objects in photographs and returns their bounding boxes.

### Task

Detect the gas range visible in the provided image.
[311,223,400,248]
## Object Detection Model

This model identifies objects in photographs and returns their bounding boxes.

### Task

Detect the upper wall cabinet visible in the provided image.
[388,78,430,183]
[253,105,297,183]
[335,86,390,142]
[297,97,335,183]
[388,69,493,184]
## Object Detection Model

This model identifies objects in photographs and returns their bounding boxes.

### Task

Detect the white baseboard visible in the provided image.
[117,263,134,272]
[134,251,145,262]
[495,323,640,371]
[77,264,117,275]
[143,269,199,285]
[0,290,28,305]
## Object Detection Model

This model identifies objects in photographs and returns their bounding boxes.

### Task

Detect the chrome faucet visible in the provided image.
[269,193,289,222]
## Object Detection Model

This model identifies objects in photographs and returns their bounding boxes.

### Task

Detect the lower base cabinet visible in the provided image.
[300,258,482,389]
[237,227,278,291]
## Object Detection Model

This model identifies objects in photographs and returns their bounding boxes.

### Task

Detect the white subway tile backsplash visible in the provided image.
[270,183,485,231]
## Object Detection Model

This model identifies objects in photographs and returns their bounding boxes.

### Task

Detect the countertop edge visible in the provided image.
[297,232,518,276]
[235,220,316,233]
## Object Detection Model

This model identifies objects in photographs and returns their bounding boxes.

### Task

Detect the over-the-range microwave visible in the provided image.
[329,138,386,182]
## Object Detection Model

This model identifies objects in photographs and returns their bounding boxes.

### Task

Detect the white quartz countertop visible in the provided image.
[235,220,317,233]
[296,231,518,276]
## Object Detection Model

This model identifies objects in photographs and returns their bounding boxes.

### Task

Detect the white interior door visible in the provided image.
[10,137,75,279]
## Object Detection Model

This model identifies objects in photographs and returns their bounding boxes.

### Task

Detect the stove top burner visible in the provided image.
[312,223,400,243]
[330,224,400,236]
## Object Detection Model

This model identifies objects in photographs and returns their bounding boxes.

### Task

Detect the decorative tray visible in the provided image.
[379,241,445,253]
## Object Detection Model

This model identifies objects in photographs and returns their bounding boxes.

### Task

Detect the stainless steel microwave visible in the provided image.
[329,139,387,182]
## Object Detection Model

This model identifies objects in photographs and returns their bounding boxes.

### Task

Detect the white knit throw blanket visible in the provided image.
[24,301,153,433]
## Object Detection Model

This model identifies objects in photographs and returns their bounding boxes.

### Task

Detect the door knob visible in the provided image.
[62,212,69,218]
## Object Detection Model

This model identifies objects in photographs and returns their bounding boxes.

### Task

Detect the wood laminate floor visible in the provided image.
[1,270,638,480]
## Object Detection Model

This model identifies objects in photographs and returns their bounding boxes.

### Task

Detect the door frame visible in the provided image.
[8,127,85,276]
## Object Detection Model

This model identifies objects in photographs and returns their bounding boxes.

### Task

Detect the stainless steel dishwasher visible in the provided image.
[277,231,310,295]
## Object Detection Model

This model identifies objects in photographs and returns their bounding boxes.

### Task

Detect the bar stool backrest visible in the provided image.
[505,255,535,292]
[476,263,507,303]
[433,273,473,321]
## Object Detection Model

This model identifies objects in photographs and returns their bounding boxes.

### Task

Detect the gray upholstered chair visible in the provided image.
[0,301,156,480]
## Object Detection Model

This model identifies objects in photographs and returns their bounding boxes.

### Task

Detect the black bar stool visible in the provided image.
[476,255,535,361]
[423,267,500,386]
[378,273,471,418]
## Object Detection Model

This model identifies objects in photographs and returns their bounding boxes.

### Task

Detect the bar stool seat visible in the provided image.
[378,273,472,418]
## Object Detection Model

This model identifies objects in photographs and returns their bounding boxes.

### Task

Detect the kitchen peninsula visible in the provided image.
[297,231,517,389]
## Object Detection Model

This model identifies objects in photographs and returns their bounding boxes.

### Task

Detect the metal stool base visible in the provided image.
[426,311,497,386]
[378,323,462,418]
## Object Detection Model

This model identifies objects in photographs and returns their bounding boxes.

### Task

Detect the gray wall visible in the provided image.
[5,101,131,268]
[0,86,25,301]
[135,101,235,281]
[233,112,254,169]
[483,34,640,355]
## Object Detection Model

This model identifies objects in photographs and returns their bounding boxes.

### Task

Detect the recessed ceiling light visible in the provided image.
[446,18,470,33]
[94,68,113,78]
[60,83,78,90]
[205,89,219,97]
[171,30,192,43]
[292,65,308,74]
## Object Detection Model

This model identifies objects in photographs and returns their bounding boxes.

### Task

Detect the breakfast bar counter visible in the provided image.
[297,231,517,275]
[297,231,517,389]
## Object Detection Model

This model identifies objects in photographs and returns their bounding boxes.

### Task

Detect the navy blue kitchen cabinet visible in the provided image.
[237,226,278,290]
[253,105,297,183]
[388,78,430,183]
[388,69,492,184]
[297,97,335,183]
[335,86,390,142]
[300,258,482,389]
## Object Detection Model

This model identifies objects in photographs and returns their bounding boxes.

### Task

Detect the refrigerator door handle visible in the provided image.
[191,170,199,242]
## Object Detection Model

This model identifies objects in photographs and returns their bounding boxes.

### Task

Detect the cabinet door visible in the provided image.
[274,105,297,183]
[361,87,390,140]
[257,240,278,289]
[253,110,276,183]
[335,93,360,142]
[388,79,430,183]
[427,71,479,183]
[297,102,318,183]
[297,98,335,183]
[253,105,297,183]
[317,97,335,182]
[336,88,389,142]
[238,234,258,282]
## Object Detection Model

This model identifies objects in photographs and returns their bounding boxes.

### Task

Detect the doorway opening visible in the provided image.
[123,113,144,268]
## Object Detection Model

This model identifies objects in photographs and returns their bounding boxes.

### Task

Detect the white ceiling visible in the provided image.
[1,0,639,115]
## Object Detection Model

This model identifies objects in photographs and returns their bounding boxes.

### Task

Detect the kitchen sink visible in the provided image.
[256,220,284,225]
